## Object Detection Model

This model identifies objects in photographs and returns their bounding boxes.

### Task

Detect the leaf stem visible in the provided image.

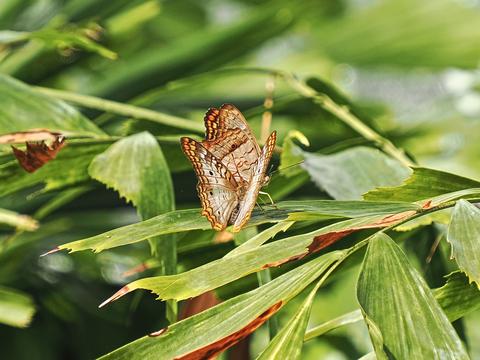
[304,309,363,341]
[211,67,415,167]
[257,269,279,338]
[33,86,204,133]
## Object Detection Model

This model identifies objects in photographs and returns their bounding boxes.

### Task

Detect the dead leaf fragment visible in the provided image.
[0,129,62,144]
[180,291,221,320]
[12,136,65,172]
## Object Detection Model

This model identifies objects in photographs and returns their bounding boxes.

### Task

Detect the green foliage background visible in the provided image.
[1,0,480,359]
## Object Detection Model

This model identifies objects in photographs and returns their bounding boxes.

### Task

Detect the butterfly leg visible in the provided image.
[256,201,265,212]
[259,191,277,209]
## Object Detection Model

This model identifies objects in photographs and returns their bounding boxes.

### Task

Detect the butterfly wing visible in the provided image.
[203,104,261,184]
[232,131,277,232]
[181,137,239,231]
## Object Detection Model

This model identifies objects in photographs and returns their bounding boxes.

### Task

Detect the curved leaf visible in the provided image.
[357,233,468,359]
[435,271,480,322]
[364,167,480,202]
[447,200,480,287]
[99,252,343,360]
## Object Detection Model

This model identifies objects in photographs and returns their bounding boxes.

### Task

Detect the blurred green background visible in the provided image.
[1,0,480,359]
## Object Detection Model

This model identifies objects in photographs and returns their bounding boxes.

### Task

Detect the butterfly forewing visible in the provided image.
[233,130,277,232]
[180,137,239,230]
[203,104,261,184]
[203,129,258,185]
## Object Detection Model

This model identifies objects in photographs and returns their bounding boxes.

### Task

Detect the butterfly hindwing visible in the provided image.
[180,137,239,230]
[232,131,277,232]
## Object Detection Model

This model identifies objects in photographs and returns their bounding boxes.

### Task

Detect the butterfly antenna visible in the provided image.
[269,160,305,177]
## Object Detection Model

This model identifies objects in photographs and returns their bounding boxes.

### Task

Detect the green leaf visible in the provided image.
[304,271,480,342]
[31,26,117,60]
[257,279,322,360]
[302,147,411,200]
[88,131,176,319]
[226,221,295,257]
[99,252,343,360]
[434,271,480,322]
[447,200,480,287]
[0,27,117,60]
[0,208,38,231]
[99,210,420,307]
[0,286,35,328]
[364,167,480,202]
[55,200,420,253]
[88,132,174,221]
[0,143,109,197]
[357,233,468,359]
[0,74,104,136]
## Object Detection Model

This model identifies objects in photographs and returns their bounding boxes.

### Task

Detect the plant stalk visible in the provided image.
[34,86,204,133]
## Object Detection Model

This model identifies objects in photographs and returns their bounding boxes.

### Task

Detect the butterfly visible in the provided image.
[181,104,276,232]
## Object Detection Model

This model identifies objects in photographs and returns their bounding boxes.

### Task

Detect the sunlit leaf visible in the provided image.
[0,74,104,136]
[447,200,480,287]
[0,286,35,328]
[364,167,480,202]
[357,233,468,359]
[98,209,421,307]
[52,200,420,253]
[99,252,343,360]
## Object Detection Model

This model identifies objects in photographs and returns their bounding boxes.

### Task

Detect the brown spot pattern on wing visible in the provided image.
[175,301,283,360]
[203,129,257,185]
[204,107,221,141]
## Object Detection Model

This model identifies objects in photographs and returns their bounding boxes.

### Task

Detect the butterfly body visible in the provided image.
[181,104,276,232]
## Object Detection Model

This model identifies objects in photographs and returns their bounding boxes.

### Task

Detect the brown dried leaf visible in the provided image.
[0,129,62,144]
[12,136,66,173]
[308,210,417,253]
[180,291,221,320]
[175,301,282,360]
